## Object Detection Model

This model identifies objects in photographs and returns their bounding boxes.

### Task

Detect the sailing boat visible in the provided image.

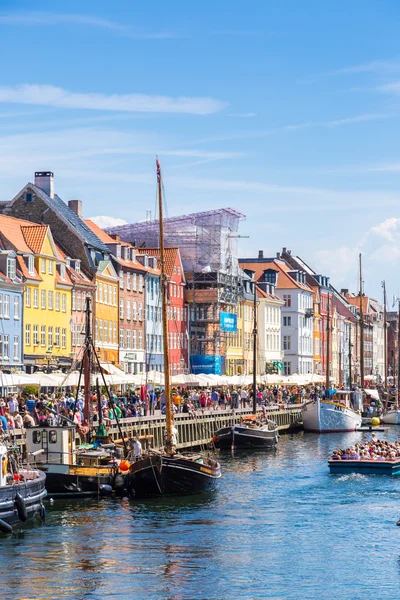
[124,158,221,496]
[213,281,279,448]
[25,298,123,497]
[302,285,362,433]
[381,300,400,424]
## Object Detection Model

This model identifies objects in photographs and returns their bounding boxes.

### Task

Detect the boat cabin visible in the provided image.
[331,390,362,412]
[25,425,77,467]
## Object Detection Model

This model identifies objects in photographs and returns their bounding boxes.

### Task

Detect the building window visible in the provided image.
[113,286,117,306]
[62,328,66,348]
[41,325,46,347]
[120,299,124,319]
[55,292,60,311]
[41,289,46,309]
[55,327,60,347]
[25,288,31,308]
[72,290,76,310]
[33,289,38,308]
[33,325,39,346]
[60,264,66,280]
[41,258,46,273]
[48,326,53,348]
[127,300,131,320]
[120,329,124,349]
[47,290,53,310]
[139,303,143,321]
[283,294,292,307]
[119,271,124,290]
[28,255,35,275]
[284,361,291,376]
[132,330,136,349]
[25,324,31,346]
[126,272,131,290]
[283,335,291,351]
[99,320,103,342]
[7,258,16,280]
[139,275,143,291]
[109,321,112,344]
[3,295,9,318]
[49,260,53,275]
[133,301,137,320]
[104,284,108,305]
[77,291,82,311]
[13,296,20,320]
[283,316,291,327]
[99,282,103,303]
[113,322,117,344]
[3,335,9,359]
[95,319,98,342]
[62,294,66,312]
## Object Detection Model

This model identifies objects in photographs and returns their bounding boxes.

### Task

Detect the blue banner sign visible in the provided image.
[190,355,225,375]
[220,311,237,332]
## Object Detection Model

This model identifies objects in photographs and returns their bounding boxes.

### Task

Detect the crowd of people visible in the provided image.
[331,434,400,462]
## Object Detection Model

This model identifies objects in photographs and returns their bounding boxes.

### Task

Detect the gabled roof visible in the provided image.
[256,285,284,303]
[136,247,183,280]
[0,214,37,254]
[239,258,312,292]
[20,225,48,254]
[56,245,95,287]
[9,183,110,253]
[84,219,116,245]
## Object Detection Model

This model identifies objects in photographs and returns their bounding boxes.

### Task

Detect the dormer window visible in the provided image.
[130,248,136,261]
[116,246,121,259]
[66,257,71,268]
[7,258,16,280]
[124,247,128,260]
[75,260,80,274]
[28,255,35,275]
[60,264,66,280]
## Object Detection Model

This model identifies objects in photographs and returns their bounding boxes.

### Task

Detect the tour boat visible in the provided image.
[328,456,400,476]
[124,158,221,497]
[302,391,362,433]
[0,442,47,533]
[214,415,279,449]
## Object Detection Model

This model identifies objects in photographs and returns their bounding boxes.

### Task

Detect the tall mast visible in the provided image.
[325,297,330,391]
[359,253,364,390]
[397,301,400,409]
[252,281,257,415]
[348,325,352,387]
[382,280,387,391]
[83,297,91,423]
[157,157,173,453]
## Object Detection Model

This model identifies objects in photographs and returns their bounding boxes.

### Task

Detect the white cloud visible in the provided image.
[0,11,174,39]
[370,217,400,242]
[89,215,128,229]
[0,84,227,115]
[228,112,257,118]
[329,59,400,75]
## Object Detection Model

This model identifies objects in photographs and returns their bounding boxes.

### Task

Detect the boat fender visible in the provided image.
[2,456,7,476]
[0,519,13,534]
[99,484,113,496]
[40,504,46,521]
[14,493,28,522]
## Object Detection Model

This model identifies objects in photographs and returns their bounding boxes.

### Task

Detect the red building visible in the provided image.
[137,247,188,375]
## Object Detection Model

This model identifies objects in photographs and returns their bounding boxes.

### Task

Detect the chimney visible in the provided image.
[282,247,287,253]
[276,252,281,259]
[341,288,349,296]
[68,200,82,217]
[109,234,120,241]
[258,250,264,259]
[34,171,54,199]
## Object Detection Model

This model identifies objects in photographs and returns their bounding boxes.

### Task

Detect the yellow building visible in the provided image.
[93,261,119,364]
[225,305,243,375]
[312,288,322,374]
[0,216,73,371]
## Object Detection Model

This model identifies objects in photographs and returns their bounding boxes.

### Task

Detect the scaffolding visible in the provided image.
[107,208,246,370]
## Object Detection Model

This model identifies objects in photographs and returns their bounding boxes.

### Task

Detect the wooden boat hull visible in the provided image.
[43,470,113,497]
[125,454,221,497]
[0,470,47,526]
[328,459,400,475]
[214,425,278,449]
[302,400,362,433]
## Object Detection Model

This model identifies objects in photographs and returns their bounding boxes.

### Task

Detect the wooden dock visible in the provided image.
[11,405,303,453]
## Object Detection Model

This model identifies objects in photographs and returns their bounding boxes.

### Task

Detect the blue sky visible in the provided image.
[1,1,400,300]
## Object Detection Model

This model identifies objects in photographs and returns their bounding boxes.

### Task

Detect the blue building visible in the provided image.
[137,254,163,372]
[0,250,24,370]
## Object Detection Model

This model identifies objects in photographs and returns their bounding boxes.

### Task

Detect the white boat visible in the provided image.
[302,391,362,433]
[381,409,400,424]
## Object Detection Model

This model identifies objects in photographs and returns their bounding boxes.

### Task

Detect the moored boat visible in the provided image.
[381,408,400,425]
[302,391,362,433]
[214,416,279,449]
[328,456,400,476]
[0,442,47,533]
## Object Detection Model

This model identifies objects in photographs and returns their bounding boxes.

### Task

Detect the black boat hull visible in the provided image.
[0,470,47,527]
[125,454,221,497]
[214,425,278,449]
[43,470,113,497]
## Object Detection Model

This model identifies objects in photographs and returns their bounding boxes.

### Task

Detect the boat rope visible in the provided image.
[149,454,163,494]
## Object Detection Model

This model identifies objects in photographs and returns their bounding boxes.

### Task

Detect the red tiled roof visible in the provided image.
[84,220,117,244]
[136,247,179,278]
[21,225,48,254]
[0,214,39,254]
[239,259,312,292]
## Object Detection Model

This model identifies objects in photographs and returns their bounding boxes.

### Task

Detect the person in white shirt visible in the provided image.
[240,389,248,409]
[8,397,18,415]
[133,437,142,461]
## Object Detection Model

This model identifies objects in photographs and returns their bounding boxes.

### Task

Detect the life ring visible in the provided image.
[14,493,28,522]
[2,457,7,477]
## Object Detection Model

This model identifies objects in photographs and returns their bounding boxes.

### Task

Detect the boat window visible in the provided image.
[49,430,57,444]
[32,430,41,444]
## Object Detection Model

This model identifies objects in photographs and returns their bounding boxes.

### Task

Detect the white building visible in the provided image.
[239,255,314,376]
[256,284,284,374]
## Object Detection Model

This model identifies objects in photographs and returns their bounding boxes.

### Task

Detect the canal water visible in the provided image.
[2,430,400,600]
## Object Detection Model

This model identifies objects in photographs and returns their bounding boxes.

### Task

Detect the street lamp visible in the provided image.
[46,347,53,373]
